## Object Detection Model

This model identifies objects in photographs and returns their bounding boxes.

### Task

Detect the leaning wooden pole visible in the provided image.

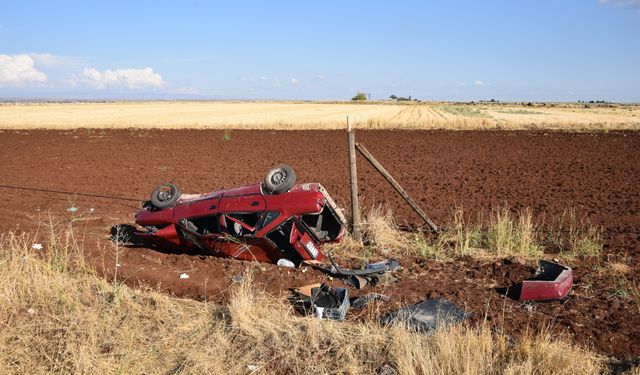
[347,117,362,240]
[355,142,439,232]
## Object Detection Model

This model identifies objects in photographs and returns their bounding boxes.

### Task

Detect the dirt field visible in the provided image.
[0,129,639,359]
[1,101,639,130]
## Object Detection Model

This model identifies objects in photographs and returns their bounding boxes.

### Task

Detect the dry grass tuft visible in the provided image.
[340,206,603,261]
[609,262,632,276]
[0,224,606,374]
[545,208,604,259]
[336,206,604,264]
[447,210,485,257]
[486,207,542,259]
[362,205,409,253]
[409,207,543,261]
[410,210,483,260]
[549,209,603,258]
[331,205,409,261]
[412,228,450,260]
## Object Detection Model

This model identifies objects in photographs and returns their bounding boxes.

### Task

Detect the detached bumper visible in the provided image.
[519,260,573,302]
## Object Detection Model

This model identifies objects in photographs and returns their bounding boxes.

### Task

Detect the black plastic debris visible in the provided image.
[344,272,398,289]
[351,293,391,309]
[328,254,400,277]
[344,275,369,289]
[370,272,398,287]
[311,284,350,321]
[366,259,400,272]
[380,298,470,333]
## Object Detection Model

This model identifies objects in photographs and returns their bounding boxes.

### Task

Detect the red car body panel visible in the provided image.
[519,261,573,302]
[133,183,345,265]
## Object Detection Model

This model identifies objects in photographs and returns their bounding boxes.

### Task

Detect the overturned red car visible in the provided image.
[112,165,346,266]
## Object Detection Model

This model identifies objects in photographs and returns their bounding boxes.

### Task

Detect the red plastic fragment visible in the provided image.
[519,260,573,302]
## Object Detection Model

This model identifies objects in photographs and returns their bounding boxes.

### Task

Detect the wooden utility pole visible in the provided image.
[347,117,361,240]
[355,143,439,232]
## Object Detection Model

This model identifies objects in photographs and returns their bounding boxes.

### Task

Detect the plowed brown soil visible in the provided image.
[0,129,639,359]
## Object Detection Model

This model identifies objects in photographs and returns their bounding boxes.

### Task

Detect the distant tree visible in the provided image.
[389,94,398,100]
[352,92,367,101]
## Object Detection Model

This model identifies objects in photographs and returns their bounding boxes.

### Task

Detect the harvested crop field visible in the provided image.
[1,129,639,360]
[1,101,639,130]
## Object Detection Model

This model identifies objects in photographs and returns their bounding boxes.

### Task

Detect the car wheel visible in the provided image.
[263,164,296,194]
[150,182,181,208]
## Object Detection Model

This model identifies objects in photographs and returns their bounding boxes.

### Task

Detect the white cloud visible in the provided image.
[315,74,327,80]
[473,80,487,87]
[29,53,85,70]
[70,67,165,89]
[0,54,48,86]
[290,77,299,84]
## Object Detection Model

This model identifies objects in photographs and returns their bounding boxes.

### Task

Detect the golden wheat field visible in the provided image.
[0,101,638,130]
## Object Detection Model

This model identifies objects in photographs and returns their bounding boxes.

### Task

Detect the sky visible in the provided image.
[0,0,639,102]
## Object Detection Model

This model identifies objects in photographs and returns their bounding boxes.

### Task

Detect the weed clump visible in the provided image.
[486,207,542,259]
[407,207,543,260]
[545,208,603,259]
[338,206,602,263]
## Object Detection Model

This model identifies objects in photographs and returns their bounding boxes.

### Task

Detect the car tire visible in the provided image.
[263,164,296,194]
[150,182,181,208]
